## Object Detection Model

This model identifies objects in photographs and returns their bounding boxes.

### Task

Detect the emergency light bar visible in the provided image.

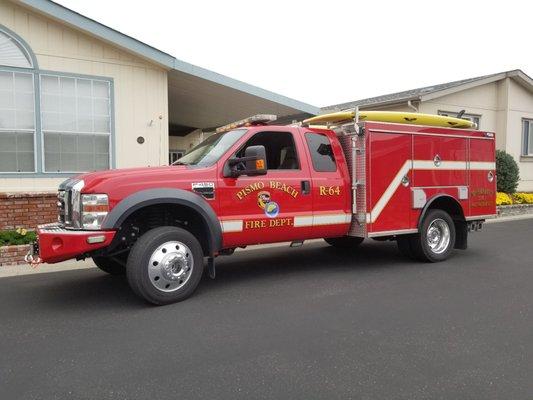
[216,114,277,134]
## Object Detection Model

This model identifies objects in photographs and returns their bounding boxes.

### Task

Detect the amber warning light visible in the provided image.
[216,114,277,134]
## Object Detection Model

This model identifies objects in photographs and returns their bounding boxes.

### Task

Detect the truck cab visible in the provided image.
[32,113,496,304]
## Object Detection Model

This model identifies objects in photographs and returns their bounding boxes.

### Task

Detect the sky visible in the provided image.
[55,0,532,108]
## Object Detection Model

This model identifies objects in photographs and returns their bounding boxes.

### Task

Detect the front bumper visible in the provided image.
[37,223,116,264]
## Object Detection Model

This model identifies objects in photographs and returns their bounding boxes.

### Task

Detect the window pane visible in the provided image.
[41,75,59,94]
[14,73,33,92]
[41,75,112,172]
[305,132,337,172]
[0,30,32,68]
[0,71,34,130]
[527,121,533,155]
[0,151,16,171]
[77,79,92,97]
[15,110,34,129]
[93,116,110,133]
[93,98,109,116]
[93,81,109,98]
[60,77,75,96]
[0,109,15,128]
[44,132,109,172]
[15,91,34,111]
[44,152,60,172]
[42,111,60,130]
[0,131,34,172]
[78,97,92,116]
[0,89,14,108]
[0,70,13,88]
[41,94,60,112]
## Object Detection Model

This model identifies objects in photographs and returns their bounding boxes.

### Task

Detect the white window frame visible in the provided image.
[523,118,533,156]
[39,73,113,174]
[169,149,185,165]
[0,69,38,174]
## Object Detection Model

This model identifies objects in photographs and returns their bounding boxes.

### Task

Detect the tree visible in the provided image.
[495,150,519,193]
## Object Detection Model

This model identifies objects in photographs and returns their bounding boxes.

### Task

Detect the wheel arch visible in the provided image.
[102,189,222,256]
[418,194,467,250]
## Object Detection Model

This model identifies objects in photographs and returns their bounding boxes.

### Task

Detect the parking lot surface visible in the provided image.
[0,219,532,399]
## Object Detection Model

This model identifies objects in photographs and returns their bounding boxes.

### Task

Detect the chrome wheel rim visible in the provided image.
[426,219,450,254]
[148,241,193,292]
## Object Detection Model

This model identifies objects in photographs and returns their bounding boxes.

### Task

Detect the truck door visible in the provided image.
[302,130,351,238]
[218,129,314,248]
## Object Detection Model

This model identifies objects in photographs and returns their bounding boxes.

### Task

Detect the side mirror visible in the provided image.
[226,145,267,177]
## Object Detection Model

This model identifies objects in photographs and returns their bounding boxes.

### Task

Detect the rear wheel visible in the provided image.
[324,236,364,249]
[93,256,126,275]
[407,209,456,262]
[126,226,204,305]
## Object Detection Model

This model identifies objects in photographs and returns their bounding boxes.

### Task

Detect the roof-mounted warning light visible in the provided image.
[216,114,277,134]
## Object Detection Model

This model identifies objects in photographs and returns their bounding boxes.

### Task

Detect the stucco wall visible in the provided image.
[419,82,500,132]
[507,80,533,191]
[0,0,169,192]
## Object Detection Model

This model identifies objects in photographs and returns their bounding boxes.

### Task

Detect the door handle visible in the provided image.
[301,180,311,195]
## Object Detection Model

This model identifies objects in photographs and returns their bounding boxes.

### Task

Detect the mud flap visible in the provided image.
[207,257,216,279]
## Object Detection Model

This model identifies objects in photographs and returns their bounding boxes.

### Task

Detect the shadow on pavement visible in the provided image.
[5,240,417,310]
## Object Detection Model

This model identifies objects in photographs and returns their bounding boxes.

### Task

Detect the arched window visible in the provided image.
[0,29,34,68]
[0,26,37,173]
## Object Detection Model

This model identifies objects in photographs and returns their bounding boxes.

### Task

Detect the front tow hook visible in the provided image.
[24,241,42,268]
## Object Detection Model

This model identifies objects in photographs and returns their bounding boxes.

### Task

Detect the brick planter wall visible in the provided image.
[0,192,57,231]
[0,244,30,266]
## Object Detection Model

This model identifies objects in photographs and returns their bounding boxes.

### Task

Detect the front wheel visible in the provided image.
[126,226,204,305]
[408,209,456,262]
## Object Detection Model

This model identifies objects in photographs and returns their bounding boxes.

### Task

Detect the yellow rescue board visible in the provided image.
[303,111,476,129]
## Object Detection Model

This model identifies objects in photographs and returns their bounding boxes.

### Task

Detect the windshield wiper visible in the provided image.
[171,160,189,166]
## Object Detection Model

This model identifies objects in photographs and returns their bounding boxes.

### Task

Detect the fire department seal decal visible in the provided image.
[257,191,279,218]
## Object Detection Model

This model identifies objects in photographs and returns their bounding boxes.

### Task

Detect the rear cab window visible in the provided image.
[305,132,337,172]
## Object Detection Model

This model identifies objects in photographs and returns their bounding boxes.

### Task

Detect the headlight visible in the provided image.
[81,194,109,230]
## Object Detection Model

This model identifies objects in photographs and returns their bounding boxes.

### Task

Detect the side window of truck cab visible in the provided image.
[305,132,337,172]
[236,131,300,170]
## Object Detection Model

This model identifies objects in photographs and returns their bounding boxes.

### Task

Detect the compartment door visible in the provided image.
[367,132,412,234]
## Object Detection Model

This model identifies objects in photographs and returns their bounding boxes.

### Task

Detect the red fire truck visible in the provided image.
[28,113,497,304]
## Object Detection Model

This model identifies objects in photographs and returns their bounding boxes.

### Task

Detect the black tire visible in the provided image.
[126,226,204,305]
[410,209,456,262]
[324,236,364,249]
[93,256,126,275]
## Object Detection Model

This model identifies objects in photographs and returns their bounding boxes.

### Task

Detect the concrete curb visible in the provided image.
[0,215,531,279]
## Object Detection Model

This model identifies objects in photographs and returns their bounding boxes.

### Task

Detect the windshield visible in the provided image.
[175,129,247,167]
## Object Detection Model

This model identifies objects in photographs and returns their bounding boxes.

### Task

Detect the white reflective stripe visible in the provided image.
[220,220,243,233]
[413,160,467,170]
[470,161,495,170]
[294,215,314,227]
[313,213,352,226]
[288,213,353,228]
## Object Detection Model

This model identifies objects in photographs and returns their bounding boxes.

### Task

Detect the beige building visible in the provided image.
[0,0,318,192]
[324,70,533,191]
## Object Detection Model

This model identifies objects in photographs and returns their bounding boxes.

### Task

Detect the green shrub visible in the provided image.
[0,229,37,246]
[496,150,519,193]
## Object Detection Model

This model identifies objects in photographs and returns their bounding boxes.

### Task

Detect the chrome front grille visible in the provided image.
[57,190,66,225]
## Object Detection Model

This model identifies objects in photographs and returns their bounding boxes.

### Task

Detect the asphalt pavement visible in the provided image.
[0,219,532,399]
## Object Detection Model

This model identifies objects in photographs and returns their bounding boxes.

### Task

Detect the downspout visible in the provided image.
[407,100,419,112]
